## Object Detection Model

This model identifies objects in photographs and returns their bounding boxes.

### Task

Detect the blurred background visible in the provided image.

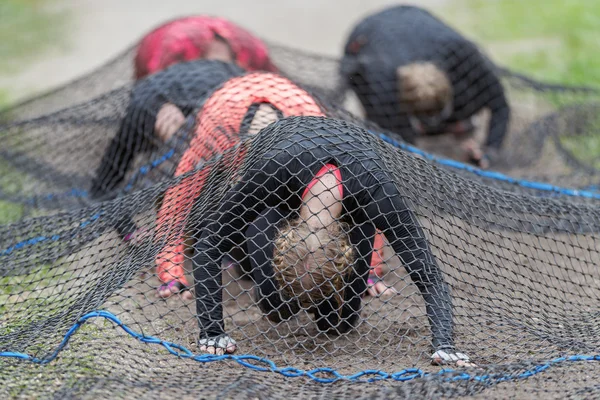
[1,0,598,109]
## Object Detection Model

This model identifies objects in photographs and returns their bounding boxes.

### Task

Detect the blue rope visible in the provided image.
[0,213,101,257]
[24,129,600,203]
[373,131,600,199]
[1,310,599,384]
[123,148,176,193]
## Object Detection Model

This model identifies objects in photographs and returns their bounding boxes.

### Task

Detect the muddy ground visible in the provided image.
[1,1,600,399]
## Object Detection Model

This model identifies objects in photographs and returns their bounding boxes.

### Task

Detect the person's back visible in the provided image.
[347,6,464,66]
[341,5,510,168]
[134,15,277,79]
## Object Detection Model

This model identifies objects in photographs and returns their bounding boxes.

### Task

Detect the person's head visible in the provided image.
[397,62,453,134]
[204,34,235,63]
[272,219,354,315]
[134,16,277,80]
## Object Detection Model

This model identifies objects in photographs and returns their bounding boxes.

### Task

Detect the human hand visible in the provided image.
[365,277,396,298]
[155,103,185,142]
[461,138,489,169]
[431,349,477,368]
[156,279,193,301]
[198,334,237,355]
[122,226,151,245]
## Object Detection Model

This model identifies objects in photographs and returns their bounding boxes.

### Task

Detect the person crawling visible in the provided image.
[146,72,391,300]
[133,16,277,150]
[134,15,277,80]
[340,5,510,168]
[189,115,472,367]
[90,60,244,201]
[92,15,277,200]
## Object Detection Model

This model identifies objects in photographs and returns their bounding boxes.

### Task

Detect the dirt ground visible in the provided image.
[2,1,600,399]
[2,210,592,399]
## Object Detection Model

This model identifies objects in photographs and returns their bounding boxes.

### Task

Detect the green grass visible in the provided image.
[444,0,600,87]
[0,201,23,225]
[560,133,600,169]
[443,0,600,165]
[0,0,66,74]
[0,0,67,107]
[559,113,600,170]
[0,1,68,220]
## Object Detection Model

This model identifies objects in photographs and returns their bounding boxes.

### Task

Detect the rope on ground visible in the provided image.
[1,310,598,384]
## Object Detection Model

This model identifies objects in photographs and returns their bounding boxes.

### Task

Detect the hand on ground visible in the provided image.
[123,226,151,245]
[461,138,489,169]
[366,278,397,298]
[198,334,237,355]
[431,349,478,368]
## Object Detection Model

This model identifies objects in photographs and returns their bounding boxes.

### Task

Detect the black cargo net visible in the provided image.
[1,15,600,400]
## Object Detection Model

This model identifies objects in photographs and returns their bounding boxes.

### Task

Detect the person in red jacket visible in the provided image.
[134,16,278,145]
[151,72,391,300]
[134,15,277,79]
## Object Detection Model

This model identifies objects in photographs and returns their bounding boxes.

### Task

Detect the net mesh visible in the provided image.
[2,16,600,400]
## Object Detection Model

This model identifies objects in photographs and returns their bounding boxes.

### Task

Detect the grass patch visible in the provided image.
[444,0,600,87]
[0,200,23,225]
[0,0,67,109]
[560,134,600,170]
[1,323,107,398]
[443,0,600,165]
[558,113,600,170]
[0,1,68,221]
[0,0,67,75]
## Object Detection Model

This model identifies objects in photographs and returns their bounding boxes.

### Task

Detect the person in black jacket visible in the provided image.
[90,60,244,201]
[191,115,471,366]
[341,5,510,168]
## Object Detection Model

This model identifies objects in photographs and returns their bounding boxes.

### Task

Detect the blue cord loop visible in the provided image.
[24,127,600,204]
[1,310,599,384]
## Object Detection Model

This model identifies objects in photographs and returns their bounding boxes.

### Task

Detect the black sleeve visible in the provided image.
[90,99,157,199]
[353,171,454,350]
[444,41,510,150]
[192,170,268,338]
[484,71,510,150]
[245,207,300,322]
[458,46,510,150]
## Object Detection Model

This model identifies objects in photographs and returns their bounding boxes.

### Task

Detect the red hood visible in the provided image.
[134,16,277,79]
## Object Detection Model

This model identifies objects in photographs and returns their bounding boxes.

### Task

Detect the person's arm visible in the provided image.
[313,220,374,334]
[352,170,455,351]
[483,70,510,151]
[192,169,268,342]
[90,102,155,198]
[454,42,510,151]
[153,124,238,288]
[245,207,300,322]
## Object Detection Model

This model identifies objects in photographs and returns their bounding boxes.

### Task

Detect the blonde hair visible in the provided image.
[272,219,354,315]
[397,62,452,115]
